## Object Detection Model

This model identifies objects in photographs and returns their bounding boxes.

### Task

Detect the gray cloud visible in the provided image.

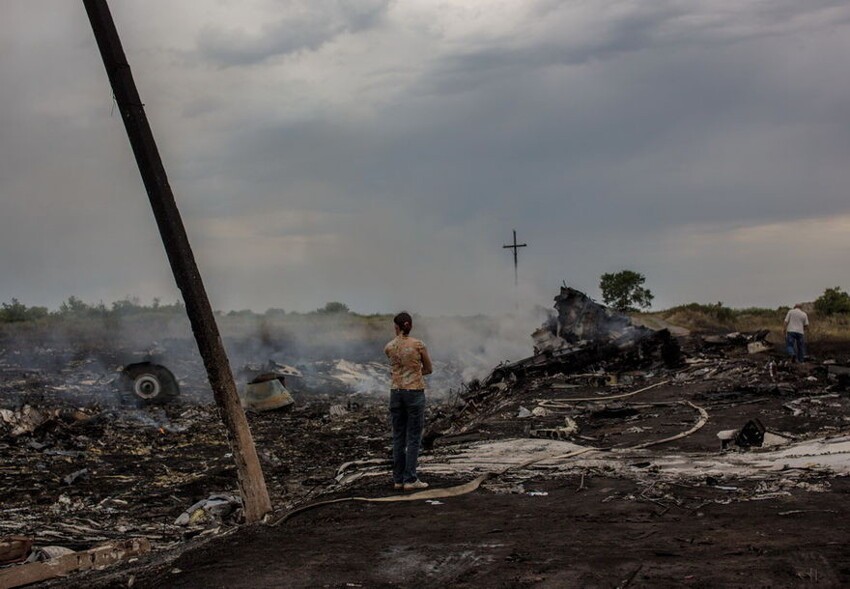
[425,0,850,95]
[2,0,850,315]
[196,0,391,66]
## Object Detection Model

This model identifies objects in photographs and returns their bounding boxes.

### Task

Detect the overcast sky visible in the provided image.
[2,1,849,314]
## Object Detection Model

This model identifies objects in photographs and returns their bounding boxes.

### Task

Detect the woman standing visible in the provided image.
[385,311,433,490]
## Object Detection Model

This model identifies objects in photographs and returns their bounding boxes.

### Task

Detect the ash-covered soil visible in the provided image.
[81,476,850,589]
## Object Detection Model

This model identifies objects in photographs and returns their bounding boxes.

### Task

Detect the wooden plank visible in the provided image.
[0,538,151,589]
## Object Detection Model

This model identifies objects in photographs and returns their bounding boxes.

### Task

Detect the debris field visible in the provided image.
[3,290,850,588]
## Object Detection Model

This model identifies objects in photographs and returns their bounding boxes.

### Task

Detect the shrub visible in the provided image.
[814,287,850,316]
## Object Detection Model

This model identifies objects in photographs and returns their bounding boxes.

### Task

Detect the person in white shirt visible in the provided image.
[784,304,809,363]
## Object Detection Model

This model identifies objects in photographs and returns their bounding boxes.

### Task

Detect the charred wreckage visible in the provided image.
[506,286,680,378]
[425,288,684,442]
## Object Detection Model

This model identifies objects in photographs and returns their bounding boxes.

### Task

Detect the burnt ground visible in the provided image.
[81,476,850,589]
[0,401,390,551]
[4,338,850,587]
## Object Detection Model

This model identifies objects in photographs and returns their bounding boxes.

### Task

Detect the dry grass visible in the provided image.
[638,304,850,343]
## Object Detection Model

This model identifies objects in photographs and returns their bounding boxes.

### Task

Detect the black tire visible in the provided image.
[121,362,180,406]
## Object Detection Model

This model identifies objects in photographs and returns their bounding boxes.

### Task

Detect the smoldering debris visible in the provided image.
[426,287,850,457]
[0,396,393,559]
[3,288,850,587]
[289,359,461,398]
[532,286,661,352]
[0,342,466,412]
[516,286,682,379]
[0,342,208,409]
[427,287,682,439]
[262,303,850,549]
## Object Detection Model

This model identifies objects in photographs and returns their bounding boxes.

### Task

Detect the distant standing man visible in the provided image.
[385,312,433,491]
[784,304,809,363]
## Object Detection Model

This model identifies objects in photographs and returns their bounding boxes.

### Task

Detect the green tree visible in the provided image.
[0,299,49,323]
[599,270,654,312]
[1,298,30,322]
[25,305,49,321]
[58,296,91,316]
[814,287,850,316]
[111,296,142,315]
[315,301,350,314]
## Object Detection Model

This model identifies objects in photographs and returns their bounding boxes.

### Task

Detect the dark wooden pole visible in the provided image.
[502,229,527,287]
[82,0,272,522]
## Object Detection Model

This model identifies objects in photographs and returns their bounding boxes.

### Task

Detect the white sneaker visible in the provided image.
[404,480,429,491]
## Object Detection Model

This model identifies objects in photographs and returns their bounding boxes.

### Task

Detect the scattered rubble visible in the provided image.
[2,288,850,587]
[174,495,242,527]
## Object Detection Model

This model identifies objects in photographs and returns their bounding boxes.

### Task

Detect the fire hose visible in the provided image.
[536,380,670,406]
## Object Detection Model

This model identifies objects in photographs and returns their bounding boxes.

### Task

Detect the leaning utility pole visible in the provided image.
[502,230,527,287]
[82,0,271,522]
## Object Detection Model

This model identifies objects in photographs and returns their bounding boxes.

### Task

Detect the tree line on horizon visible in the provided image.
[0,296,358,324]
[1,276,849,324]
[599,270,850,316]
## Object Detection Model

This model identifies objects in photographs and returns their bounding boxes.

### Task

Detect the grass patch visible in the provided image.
[640,303,850,343]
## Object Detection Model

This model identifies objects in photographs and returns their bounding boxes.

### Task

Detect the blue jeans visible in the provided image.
[389,389,425,484]
[786,332,805,362]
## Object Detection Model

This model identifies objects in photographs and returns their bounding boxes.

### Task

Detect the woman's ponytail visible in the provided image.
[393,311,413,336]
